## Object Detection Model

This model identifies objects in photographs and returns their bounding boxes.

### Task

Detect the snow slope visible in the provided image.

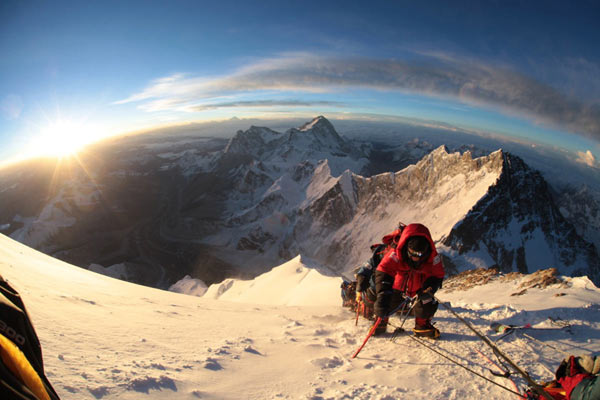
[1,233,600,400]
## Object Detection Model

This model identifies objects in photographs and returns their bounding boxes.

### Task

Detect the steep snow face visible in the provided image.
[303,146,505,274]
[202,255,341,306]
[556,184,600,252]
[303,161,339,206]
[295,115,350,153]
[443,153,600,284]
[223,126,284,156]
[401,147,505,240]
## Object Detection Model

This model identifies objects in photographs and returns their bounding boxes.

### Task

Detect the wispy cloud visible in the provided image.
[190,99,345,111]
[116,53,600,140]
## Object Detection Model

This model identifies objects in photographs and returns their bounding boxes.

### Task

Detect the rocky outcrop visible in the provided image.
[441,267,568,294]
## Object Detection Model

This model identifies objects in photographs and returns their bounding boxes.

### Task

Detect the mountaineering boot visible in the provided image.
[413,319,440,339]
[373,317,389,336]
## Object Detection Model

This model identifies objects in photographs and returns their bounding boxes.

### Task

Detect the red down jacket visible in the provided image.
[376,223,445,296]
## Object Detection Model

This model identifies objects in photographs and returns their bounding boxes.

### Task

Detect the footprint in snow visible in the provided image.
[285,320,303,329]
[126,375,177,393]
[313,327,330,336]
[88,385,110,399]
[243,345,263,355]
[338,332,356,345]
[213,346,230,355]
[203,357,223,371]
[62,385,78,394]
[311,356,344,369]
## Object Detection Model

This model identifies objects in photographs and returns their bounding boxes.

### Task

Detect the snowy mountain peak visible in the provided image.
[217,116,368,178]
[223,125,283,155]
[288,116,348,152]
[222,117,350,161]
[298,115,333,132]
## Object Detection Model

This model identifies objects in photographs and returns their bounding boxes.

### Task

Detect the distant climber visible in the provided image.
[372,223,445,338]
[340,280,357,310]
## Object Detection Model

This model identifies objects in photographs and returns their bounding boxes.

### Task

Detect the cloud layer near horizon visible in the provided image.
[116,53,600,140]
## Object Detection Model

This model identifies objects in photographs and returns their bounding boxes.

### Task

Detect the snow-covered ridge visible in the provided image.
[297,145,506,274]
[201,255,341,306]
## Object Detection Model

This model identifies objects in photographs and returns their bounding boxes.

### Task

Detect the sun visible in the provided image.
[28,118,100,158]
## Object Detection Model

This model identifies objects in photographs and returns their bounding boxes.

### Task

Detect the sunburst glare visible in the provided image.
[26,118,101,159]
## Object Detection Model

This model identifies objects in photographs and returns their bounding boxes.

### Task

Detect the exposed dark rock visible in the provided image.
[442,267,568,294]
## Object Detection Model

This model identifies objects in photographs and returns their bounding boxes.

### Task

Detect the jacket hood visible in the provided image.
[395,223,437,262]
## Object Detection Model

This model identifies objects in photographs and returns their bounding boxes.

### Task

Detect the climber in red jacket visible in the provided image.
[373,223,445,338]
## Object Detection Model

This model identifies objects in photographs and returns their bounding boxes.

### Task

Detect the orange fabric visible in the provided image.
[544,386,567,399]
[381,228,403,246]
[0,333,50,400]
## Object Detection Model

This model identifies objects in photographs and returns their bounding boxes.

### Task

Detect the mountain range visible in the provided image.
[0,116,598,286]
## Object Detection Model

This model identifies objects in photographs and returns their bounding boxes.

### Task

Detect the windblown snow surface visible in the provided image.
[1,233,599,400]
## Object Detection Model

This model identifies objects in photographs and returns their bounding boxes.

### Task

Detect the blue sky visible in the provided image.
[1,0,599,166]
